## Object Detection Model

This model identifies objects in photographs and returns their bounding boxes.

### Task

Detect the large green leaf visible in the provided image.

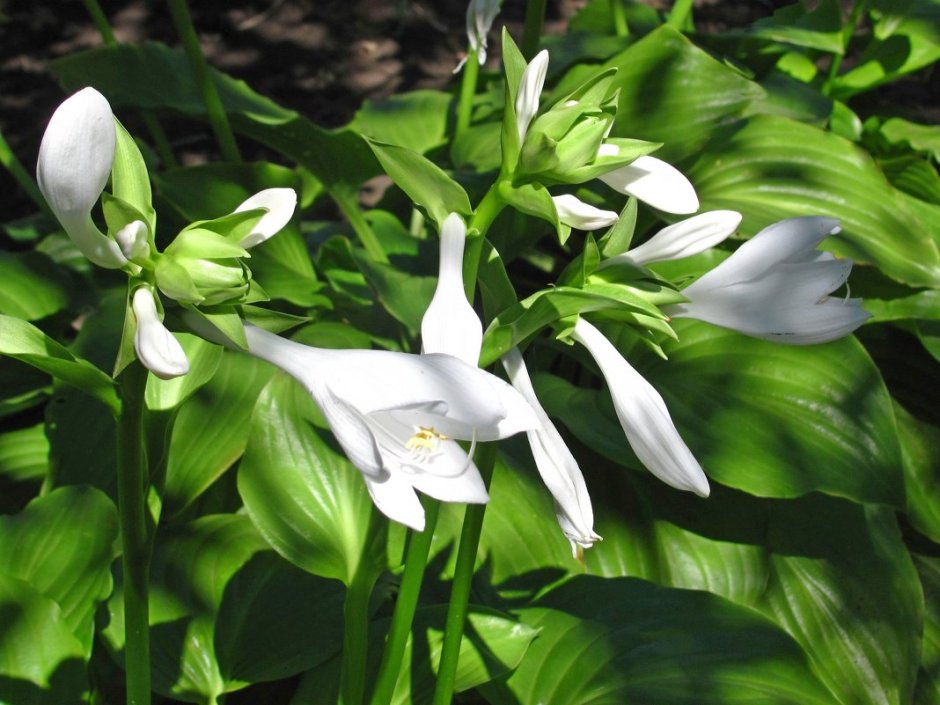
[103,515,346,704]
[163,351,272,516]
[238,373,384,585]
[0,423,49,483]
[915,555,940,705]
[895,402,940,542]
[0,486,118,653]
[145,334,222,411]
[0,252,71,321]
[742,0,844,53]
[689,114,940,287]
[0,315,119,412]
[484,575,838,705]
[350,90,452,154]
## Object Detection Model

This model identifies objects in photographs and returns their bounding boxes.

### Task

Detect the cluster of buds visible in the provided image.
[37,88,296,379]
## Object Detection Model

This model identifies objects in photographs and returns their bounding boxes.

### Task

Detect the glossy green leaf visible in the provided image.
[368,140,472,227]
[864,289,940,322]
[353,253,436,334]
[163,351,273,516]
[690,114,940,287]
[0,315,119,413]
[0,574,86,705]
[0,423,49,483]
[485,575,838,705]
[351,90,452,154]
[238,373,383,585]
[0,252,71,321]
[45,386,116,498]
[880,117,940,161]
[0,486,118,653]
[104,515,346,703]
[744,0,844,53]
[895,402,940,542]
[145,333,222,411]
[915,555,940,705]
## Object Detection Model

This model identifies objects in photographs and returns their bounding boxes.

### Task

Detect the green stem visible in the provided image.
[166,0,242,162]
[611,0,629,37]
[431,443,498,705]
[0,127,52,217]
[521,0,547,61]
[455,48,480,141]
[665,0,694,30]
[463,182,507,300]
[81,0,117,44]
[339,567,375,705]
[824,0,868,96]
[368,500,441,705]
[335,192,388,263]
[116,362,151,705]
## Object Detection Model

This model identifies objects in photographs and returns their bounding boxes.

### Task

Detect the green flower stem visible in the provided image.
[0,127,51,217]
[367,499,442,705]
[611,0,629,36]
[666,0,694,30]
[167,0,242,162]
[463,182,508,300]
[824,0,868,95]
[116,361,151,705]
[521,0,547,60]
[430,442,499,705]
[335,191,389,263]
[81,0,117,44]
[455,48,480,141]
[339,566,376,705]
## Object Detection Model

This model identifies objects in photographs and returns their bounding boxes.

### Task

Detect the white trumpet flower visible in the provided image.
[421,213,483,365]
[516,50,549,143]
[462,0,501,68]
[37,87,128,269]
[600,210,742,267]
[571,318,709,496]
[552,195,619,231]
[131,287,190,380]
[244,325,538,531]
[502,348,600,555]
[596,150,699,215]
[666,217,871,345]
[234,188,298,249]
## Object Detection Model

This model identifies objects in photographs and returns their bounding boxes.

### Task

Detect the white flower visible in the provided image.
[115,220,150,263]
[421,213,483,365]
[465,0,501,66]
[244,324,538,531]
[666,217,871,344]
[131,287,190,380]
[234,188,298,249]
[570,318,709,496]
[36,87,128,269]
[552,195,619,231]
[600,210,742,267]
[596,152,699,215]
[516,50,549,143]
[502,348,600,556]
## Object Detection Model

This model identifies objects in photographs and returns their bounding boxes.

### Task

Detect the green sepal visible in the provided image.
[155,255,204,305]
[557,234,601,288]
[242,278,270,304]
[549,114,616,180]
[175,209,265,247]
[112,118,156,235]
[500,28,528,173]
[553,67,620,108]
[165,228,251,260]
[113,284,141,378]
[519,131,561,175]
[240,305,311,335]
[598,197,638,256]
[183,304,248,351]
[545,138,661,184]
[497,181,564,240]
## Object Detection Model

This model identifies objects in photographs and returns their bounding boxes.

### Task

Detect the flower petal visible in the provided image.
[516,50,549,143]
[131,288,190,380]
[235,188,298,248]
[597,155,699,214]
[608,210,741,267]
[421,213,483,365]
[552,194,619,231]
[572,319,709,496]
[116,220,150,262]
[364,473,426,531]
[466,0,501,64]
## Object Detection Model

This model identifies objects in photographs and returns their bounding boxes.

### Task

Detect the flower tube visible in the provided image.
[234,188,298,249]
[602,210,742,267]
[666,217,871,344]
[570,318,709,496]
[552,195,619,231]
[36,87,128,268]
[131,287,190,380]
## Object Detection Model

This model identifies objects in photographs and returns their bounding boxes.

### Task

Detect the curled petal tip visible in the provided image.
[598,155,699,214]
[131,288,190,380]
[236,188,298,248]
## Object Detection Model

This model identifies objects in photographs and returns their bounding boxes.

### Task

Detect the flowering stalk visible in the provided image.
[455,47,480,140]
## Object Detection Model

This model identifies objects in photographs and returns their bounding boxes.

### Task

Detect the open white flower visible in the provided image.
[502,348,600,556]
[571,318,709,496]
[596,150,699,215]
[602,210,742,267]
[666,217,871,344]
[234,188,298,249]
[244,325,538,531]
[516,50,549,143]
[421,213,483,365]
[131,287,190,380]
[37,87,128,269]
[552,195,619,231]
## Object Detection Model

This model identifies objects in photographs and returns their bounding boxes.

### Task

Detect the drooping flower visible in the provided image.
[421,213,483,365]
[131,287,190,380]
[36,87,128,269]
[462,0,501,68]
[234,188,299,249]
[552,195,619,231]
[666,217,871,344]
[244,325,538,531]
[599,210,742,267]
[502,347,600,556]
[516,50,550,143]
[570,318,709,496]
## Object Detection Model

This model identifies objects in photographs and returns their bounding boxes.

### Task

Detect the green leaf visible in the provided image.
[0,315,119,413]
[238,373,384,585]
[498,181,564,240]
[351,90,452,154]
[0,486,118,653]
[864,289,940,322]
[353,254,436,334]
[915,555,940,705]
[368,140,472,227]
[0,251,71,321]
[163,351,272,516]
[486,575,838,705]
[744,0,844,53]
[896,402,940,542]
[111,119,156,234]
[145,333,222,411]
[880,117,940,161]
[690,114,940,287]
[0,423,48,483]
[46,387,117,498]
